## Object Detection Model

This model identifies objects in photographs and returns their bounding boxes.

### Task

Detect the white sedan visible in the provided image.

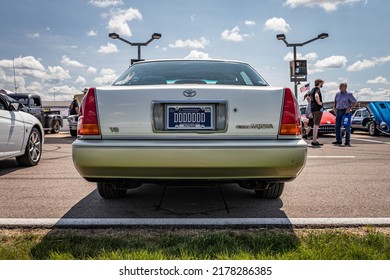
[0,93,44,166]
[73,60,307,200]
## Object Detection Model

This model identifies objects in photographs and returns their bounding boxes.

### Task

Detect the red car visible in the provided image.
[300,107,337,135]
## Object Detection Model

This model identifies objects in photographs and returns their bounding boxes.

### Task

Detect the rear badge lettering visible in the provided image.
[236,124,274,129]
[109,127,119,133]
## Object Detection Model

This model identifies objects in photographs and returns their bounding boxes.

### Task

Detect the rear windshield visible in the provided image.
[112,60,269,86]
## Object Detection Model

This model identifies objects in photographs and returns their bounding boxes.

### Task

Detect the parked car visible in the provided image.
[0,93,44,166]
[72,60,307,200]
[67,93,85,137]
[67,115,78,136]
[366,101,390,136]
[351,107,371,133]
[8,93,63,134]
[300,107,337,135]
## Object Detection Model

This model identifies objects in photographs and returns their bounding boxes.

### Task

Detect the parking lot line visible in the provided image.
[308,156,356,159]
[1,218,390,227]
[353,138,390,145]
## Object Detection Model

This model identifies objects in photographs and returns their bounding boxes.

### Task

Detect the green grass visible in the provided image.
[0,228,389,260]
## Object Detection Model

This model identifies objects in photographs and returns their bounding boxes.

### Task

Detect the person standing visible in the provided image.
[302,92,313,139]
[69,95,79,115]
[310,79,325,146]
[332,82,358,146]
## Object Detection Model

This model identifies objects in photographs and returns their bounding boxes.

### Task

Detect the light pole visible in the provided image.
[109,32,161,63]
[276,33,329,98]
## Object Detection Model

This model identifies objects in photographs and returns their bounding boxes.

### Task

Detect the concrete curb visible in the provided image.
[1,218,390,228]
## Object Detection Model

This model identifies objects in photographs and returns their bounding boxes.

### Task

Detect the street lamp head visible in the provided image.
[109,32,120,39]
[276,34,286,40]
[318,33,329,39]
[152,33,162,40]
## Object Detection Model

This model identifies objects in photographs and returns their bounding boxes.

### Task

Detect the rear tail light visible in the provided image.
[152,103,164,131]
[215,103,227,131]
[77,88,100,135]
[279,88,302,136]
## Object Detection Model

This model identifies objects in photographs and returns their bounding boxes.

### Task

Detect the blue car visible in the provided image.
[366,101,390,136]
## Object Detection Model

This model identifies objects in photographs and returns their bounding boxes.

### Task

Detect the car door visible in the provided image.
[361,108,371,129]
[0,97,25,159]
[351,110,362,129]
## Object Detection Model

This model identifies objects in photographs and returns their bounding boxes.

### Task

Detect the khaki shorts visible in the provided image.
[312,111,323,126]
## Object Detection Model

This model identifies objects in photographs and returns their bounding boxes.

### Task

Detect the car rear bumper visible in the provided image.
[72,139,307,181]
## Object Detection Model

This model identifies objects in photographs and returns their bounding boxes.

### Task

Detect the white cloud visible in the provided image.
[245,20,256,26]
[47,85,81,101]
[0,69,26,92]
[107,7,143,36]
[89,0,123,8]
[61,55,85,68]
[264,17,291,33]
[221,26,244,42]
[323,81,339,90]
[283,0,365,13]
[87,66,97,75]
[376,56,390,63]
[347,59,376,72]
[0,56,46,79]
[0,56,45,71]
[347,55,390,72]
[25,81,43,93]
[355,87,390,101]
[94,68,116,85]
[27,33,40,38]
[243,33,254,39]
[191,14,196,22]
[98,42,119,54]
[44,66,71,82]
[314,55,348,69]
[87,30,98,36]
[75,75,87,85]
[367,76,389,85]
[169,37,209,49]
[283,51,318,61]
[184,50,211,59]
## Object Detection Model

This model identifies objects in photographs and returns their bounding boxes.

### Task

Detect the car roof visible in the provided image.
[132,59,250,66]
[8,93,40,98]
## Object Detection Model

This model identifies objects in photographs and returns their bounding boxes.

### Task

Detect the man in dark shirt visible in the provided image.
[69,96,79,115]
[332,82,358,146]
[310,79,324,146]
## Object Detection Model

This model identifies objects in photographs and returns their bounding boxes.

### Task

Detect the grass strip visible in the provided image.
[0,227,389,260]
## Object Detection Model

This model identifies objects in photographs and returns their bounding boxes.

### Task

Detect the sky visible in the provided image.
[1,0,389,103]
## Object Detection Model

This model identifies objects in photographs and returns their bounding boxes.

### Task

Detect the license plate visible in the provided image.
[166,105,214,130]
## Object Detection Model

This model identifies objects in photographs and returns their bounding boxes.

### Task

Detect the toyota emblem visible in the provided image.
[183,89,196,97]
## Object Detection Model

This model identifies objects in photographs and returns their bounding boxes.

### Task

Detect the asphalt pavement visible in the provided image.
[0,131,389,227]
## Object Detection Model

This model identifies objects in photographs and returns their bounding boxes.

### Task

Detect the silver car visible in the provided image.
[72,60,307,199]
[0,93,44,166]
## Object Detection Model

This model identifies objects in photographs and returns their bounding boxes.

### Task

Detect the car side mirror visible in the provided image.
[10,102,22,111]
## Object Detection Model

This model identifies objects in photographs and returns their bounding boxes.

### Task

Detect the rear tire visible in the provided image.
[369,121,380,136]
[254,183,285,199]
[97,182,127,199]
[16,127,42,166]
[70,129,77,137]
